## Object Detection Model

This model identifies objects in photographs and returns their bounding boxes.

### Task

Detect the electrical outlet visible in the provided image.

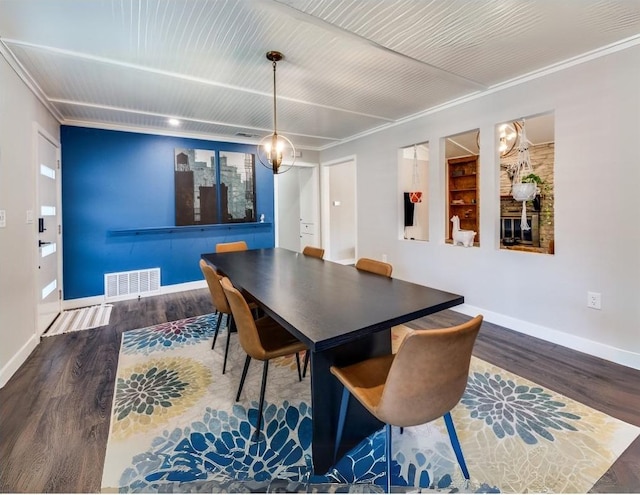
[382,254,388,263]
[587,291,602,310]
[0,210,6,228]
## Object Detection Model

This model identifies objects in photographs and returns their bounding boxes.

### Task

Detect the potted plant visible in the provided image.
[512,173,542,201]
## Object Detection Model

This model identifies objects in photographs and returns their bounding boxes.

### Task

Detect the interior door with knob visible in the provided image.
[36,129,61,334]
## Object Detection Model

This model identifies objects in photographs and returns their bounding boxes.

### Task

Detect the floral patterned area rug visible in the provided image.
[101,314,639,493]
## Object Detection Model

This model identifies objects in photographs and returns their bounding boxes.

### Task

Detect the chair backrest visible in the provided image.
[376,315,483,426]
[355,257,393,277]
[220,276,264,359]
[199,259,231,315]
[216,241,248,253]
[302,245,324,259]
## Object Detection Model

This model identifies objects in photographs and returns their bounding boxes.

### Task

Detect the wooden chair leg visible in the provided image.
[295,352,302,381]
[302,351,310,377]
[211,312,223,350]
[333,386,350,463]
[253,360,269,440]
[222,314,233,374]
[443,412,470,480]
[236,355,252,402]
[385,423,393,493]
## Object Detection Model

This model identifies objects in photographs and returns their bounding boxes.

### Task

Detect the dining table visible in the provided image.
[201,247,464,474]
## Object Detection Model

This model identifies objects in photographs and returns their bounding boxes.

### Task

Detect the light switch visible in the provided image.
[333,200,341,206]
[0,210,6,228]
[26,209,34,224]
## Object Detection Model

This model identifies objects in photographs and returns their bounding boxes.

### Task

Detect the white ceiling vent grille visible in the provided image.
[104,268,161,301]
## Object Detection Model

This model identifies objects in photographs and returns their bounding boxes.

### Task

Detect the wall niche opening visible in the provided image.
[399,142,429,241]
[445,129,479,247]
[498,113,555,254]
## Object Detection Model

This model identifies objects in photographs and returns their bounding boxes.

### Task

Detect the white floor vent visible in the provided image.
[104,268,161,301]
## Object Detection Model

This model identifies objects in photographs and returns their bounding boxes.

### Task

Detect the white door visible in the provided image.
[36,129,62,334]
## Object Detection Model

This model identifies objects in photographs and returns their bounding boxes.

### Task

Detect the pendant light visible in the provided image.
[257,51,296,174]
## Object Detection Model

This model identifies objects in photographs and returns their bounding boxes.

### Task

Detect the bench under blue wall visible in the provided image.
[61,126,275,300]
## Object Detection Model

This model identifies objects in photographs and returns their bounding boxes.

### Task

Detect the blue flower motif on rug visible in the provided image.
[121,314,216,355]
[461,371,581,444]
[318,429,412,488]
[321,428,493,490]
[119,401,313,490]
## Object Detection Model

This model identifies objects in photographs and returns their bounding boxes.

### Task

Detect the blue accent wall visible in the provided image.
[61,126,275,300]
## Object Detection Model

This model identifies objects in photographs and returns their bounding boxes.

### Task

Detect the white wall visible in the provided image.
[327,159,356,262]
[320,44,640,370]
[0,54,60,387]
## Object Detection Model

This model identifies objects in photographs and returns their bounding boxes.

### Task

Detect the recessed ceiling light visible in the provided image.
[168,118,181,126]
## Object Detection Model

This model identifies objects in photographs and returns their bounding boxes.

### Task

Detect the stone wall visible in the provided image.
[500,142,555,251]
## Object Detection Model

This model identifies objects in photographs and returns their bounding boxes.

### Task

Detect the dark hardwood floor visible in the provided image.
[1,288,638,493]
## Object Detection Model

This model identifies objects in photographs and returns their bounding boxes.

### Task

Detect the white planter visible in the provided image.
[512,183,538,201]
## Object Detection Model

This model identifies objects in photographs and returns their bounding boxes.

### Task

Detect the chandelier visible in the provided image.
[498,121,521,158]
[257,51,296,174]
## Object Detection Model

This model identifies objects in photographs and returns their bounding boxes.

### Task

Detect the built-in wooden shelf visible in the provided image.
[447,155,479,244]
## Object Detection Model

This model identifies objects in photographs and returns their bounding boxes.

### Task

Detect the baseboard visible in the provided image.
[454,303,640,371]
[0,332,39,389]
[332,258,356,265]
[62,280,207,310]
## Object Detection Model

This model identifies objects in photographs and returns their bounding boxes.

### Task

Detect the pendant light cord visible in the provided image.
[272,60,278,135]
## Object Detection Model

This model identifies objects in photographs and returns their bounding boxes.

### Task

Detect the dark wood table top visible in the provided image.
[202,248,464,352]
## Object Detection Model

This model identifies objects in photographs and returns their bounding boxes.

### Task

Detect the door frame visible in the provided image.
[274,161,320,251]
[320,155,358,263]
[33,123,62,335]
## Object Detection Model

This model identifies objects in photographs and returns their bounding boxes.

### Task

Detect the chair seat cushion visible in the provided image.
[254,316,307,360]
[330,354,395,416]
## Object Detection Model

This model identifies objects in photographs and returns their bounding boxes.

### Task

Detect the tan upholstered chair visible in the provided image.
[330,315,483,492]
[221,276,307,439]
[200,259,256,374]
[355,257,393,278]
[215,240,248,253]
[302,245,324,259]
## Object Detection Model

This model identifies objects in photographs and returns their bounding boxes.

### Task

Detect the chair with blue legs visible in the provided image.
[330,315,483,492]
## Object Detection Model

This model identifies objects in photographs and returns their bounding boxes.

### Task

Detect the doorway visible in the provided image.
[321,156,357,263]
[275,164,320,252]
[35,127,62,334]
